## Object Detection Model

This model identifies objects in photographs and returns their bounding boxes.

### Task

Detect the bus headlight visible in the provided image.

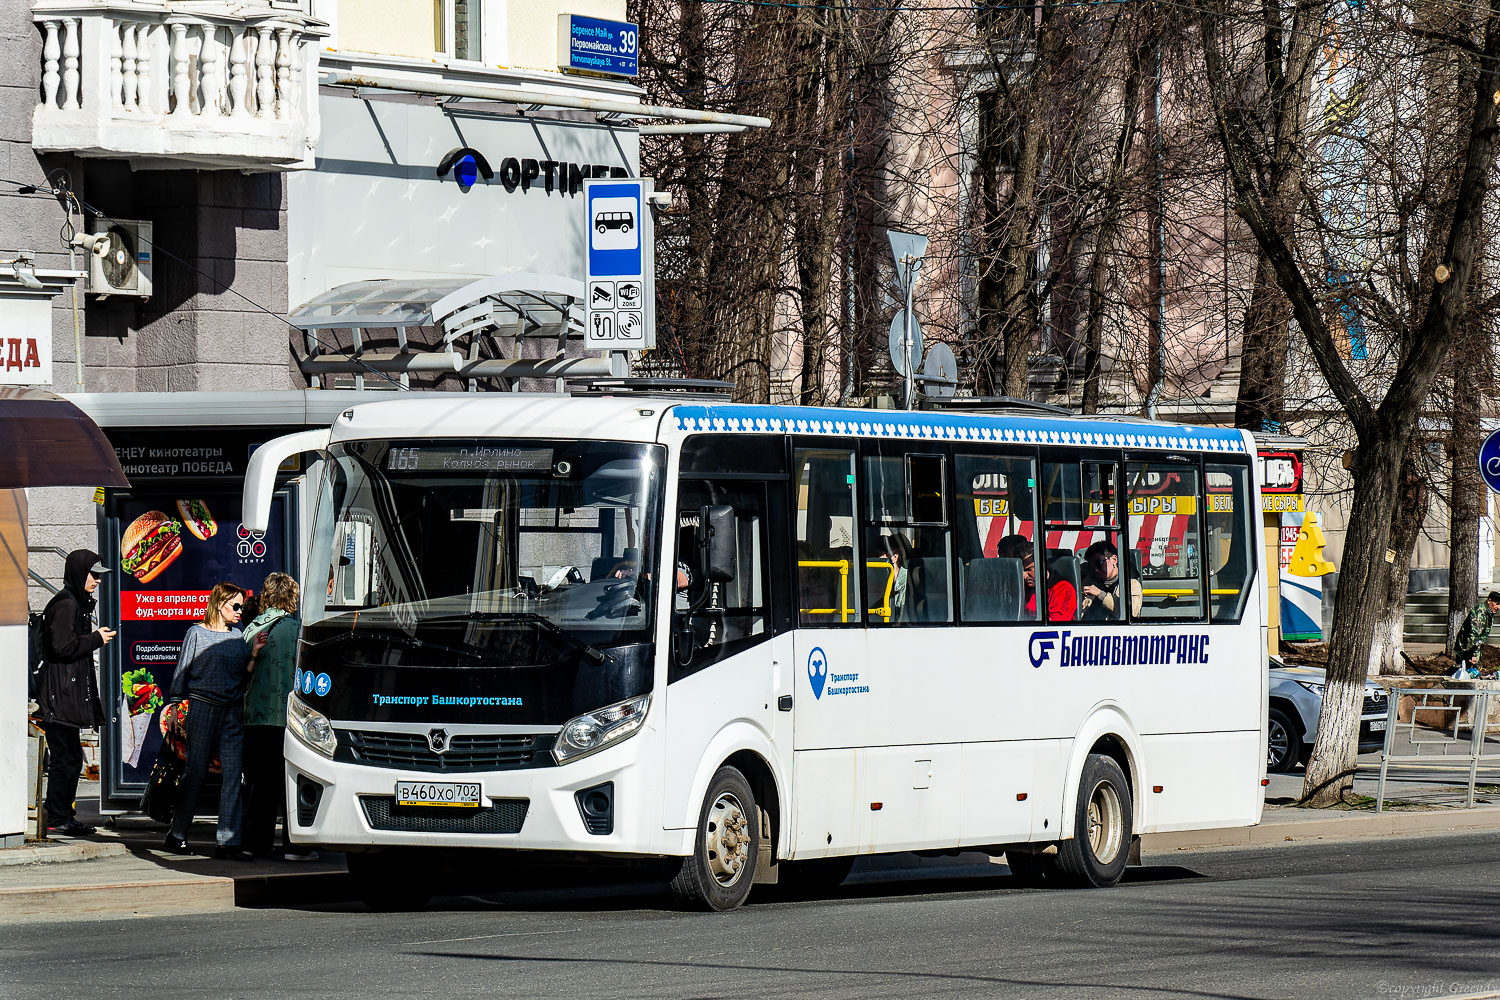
[288,694,338,758]
[553,694,651,765]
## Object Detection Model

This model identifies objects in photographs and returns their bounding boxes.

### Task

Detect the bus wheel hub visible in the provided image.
[706,792,750,886]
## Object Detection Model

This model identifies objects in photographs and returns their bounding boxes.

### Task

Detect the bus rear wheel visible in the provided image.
[669,765,759,911]
[1055,753,1132,888]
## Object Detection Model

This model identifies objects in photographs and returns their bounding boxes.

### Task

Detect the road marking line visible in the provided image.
[405,927,581,947]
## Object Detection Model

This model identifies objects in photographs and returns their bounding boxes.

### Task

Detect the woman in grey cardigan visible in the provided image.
[162,583,267,859]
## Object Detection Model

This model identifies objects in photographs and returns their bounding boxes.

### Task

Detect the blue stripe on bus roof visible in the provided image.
[670,405,1248,453]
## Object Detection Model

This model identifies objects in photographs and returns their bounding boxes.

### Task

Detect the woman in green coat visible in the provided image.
[242,573,317,860]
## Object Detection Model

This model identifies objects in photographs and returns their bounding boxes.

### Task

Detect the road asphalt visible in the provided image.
[4,832,1500,1000]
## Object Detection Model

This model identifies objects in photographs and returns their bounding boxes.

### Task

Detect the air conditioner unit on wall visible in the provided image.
[86,219,153,299]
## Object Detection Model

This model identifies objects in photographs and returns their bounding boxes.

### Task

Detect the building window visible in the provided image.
[435,0,482,60]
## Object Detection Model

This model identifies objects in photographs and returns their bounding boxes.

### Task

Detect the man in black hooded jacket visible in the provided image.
[37,549,117,836]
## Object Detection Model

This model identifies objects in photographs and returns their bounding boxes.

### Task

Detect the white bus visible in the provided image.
[243,395,1267,911]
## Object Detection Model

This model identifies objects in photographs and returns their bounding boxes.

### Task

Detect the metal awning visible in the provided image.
[320,70,771,134]
[0,388,129,488]
[287,273,618,387]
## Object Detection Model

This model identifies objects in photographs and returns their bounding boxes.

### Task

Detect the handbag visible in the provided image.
[141,750,184,823]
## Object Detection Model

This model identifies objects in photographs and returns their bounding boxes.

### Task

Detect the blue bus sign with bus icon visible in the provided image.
[584,177,651,350]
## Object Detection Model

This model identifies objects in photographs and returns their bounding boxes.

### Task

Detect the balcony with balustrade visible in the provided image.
[31,2,327,170]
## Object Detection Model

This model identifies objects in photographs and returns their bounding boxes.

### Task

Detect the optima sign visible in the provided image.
[436,145,629,195]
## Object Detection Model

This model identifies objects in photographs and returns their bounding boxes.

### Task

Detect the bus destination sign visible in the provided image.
[386,446,555,473]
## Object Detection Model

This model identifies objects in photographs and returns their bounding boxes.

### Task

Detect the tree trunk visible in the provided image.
[1447,324,1485,649]
[1369,451,1429,676]
[1079,229,1110,414]
[1303,437,1407,803]
[1233,256,1291,430]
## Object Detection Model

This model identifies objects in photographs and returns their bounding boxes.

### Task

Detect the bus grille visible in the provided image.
[337,730,556,772]
[359,796,528,835]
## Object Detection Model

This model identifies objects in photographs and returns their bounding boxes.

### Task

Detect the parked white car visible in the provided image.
[1267,660,1390,773]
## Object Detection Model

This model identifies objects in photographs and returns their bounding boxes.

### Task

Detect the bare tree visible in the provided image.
[1200,0,1500,804]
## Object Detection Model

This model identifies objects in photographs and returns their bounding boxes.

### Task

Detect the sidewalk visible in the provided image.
[9,755,1500,923]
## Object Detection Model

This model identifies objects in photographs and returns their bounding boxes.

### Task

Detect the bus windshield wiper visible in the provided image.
[299,629,485,660]
[424,611,612,665]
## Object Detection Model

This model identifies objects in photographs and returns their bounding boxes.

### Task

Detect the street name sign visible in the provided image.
[585,177,654,351]
[558,15,639,78]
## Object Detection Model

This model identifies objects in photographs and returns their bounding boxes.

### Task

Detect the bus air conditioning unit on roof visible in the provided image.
[86,219,153,300]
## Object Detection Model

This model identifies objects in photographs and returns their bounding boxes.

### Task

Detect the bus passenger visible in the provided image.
[884,533,912,621]
[1079,540,1143,621]
[1020,549,1075,623]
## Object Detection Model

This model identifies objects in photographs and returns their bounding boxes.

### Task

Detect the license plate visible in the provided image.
[395,781,482,808]
[1368,719,1387,732]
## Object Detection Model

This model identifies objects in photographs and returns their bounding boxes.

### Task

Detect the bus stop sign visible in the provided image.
[585,177,653,351]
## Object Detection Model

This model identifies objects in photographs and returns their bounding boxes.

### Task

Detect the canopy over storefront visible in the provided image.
[0,388,128,489]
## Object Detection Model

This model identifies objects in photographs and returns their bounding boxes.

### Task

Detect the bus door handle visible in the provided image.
[777,696,793,712]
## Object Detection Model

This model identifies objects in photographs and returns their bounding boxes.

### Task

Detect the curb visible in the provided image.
[0,841,128,867]
[1143,806,1500,851]
[0,875,234,923]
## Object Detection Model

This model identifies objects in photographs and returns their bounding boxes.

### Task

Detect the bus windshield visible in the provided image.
[306,439,665,640]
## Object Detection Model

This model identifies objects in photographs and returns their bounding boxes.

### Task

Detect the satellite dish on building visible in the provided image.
[888,312,923,377]
[920,342,958,398]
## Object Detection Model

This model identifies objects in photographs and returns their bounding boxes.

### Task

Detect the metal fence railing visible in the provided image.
[1376,682,1500,811]
[26,545,68,596]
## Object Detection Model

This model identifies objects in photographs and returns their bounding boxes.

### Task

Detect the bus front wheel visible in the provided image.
[1055,753,1132,888]
[669,765,760,911]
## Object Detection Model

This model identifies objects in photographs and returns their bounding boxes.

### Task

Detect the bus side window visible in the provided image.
[955,453,1036,623]
[1126,462,1206,621]
[862,450,952,625]
[674,479,771,676]
[1206,463,1255,622]
[794,448,860,625]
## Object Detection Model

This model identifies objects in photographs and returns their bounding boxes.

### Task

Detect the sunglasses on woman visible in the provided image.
[228,602,244,611]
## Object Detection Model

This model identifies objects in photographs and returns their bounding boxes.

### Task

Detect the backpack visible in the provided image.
[27,609,49,699]
[27,591,68,699]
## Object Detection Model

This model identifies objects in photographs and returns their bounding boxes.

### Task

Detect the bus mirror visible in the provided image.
[699,504,736,583]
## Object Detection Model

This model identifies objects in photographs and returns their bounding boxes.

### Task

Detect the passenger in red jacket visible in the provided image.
[1020,549,1076,623]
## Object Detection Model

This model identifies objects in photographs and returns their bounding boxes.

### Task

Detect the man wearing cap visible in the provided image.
[1454,590,1500,679]
[36,549,117,836]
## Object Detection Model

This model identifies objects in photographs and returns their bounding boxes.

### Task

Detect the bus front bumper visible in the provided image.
[282,728,670,856]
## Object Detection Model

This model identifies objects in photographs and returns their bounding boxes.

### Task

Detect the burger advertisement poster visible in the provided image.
[110,493,287,784]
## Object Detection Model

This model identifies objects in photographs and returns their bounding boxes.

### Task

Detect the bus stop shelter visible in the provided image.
[1,388,128,844]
